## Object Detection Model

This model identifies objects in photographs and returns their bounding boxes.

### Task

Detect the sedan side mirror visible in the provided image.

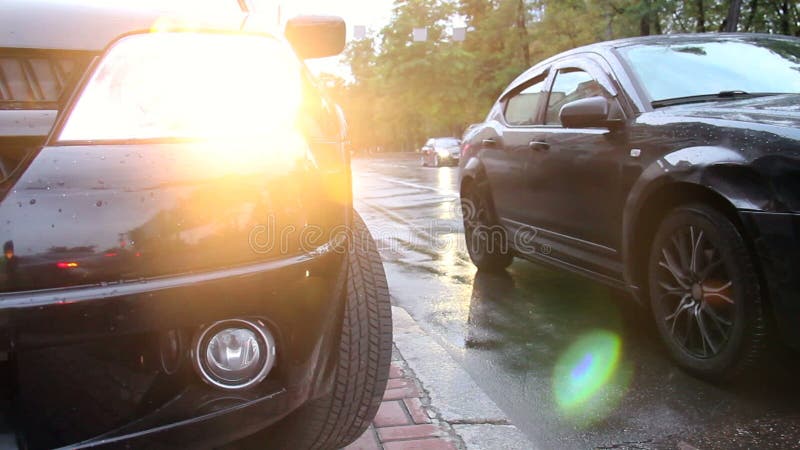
[285,15,346,59]
[560,96,610,128]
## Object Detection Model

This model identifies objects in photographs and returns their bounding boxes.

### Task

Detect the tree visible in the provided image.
[721,0,743,31]
[337,0,800,151]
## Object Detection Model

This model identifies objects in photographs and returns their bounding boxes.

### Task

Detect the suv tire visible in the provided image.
[244,211,392,449]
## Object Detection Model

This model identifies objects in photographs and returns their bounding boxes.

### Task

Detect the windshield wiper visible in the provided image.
[651,91,783,108]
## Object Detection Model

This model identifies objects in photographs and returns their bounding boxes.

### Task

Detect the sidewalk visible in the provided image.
[345,307,534,450]
[344,348,461,450]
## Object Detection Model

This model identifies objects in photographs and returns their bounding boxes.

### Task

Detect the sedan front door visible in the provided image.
[518,62,629,278]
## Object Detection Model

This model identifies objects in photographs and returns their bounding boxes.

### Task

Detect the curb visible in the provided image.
[345,306,534,450]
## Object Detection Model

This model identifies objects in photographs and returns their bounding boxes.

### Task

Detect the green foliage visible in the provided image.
[328,0,800,152]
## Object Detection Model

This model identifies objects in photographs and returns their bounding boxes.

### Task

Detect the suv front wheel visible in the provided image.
[648,203,767,381]
[241,211,392,449]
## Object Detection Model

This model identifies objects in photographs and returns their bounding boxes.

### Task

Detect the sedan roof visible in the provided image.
[0,0,253,51]
[501,32,796,100]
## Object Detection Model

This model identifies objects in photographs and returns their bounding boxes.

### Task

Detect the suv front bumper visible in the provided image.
[1,245,346,449]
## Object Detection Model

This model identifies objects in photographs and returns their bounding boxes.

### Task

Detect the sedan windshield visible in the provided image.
[619,38,800,106]
[435,138,460,147]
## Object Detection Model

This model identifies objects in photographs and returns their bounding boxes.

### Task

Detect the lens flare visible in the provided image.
[553,330,622,415]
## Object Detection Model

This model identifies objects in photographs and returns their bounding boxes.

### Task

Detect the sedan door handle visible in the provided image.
[482,138,497,147]
[529,140,550,151]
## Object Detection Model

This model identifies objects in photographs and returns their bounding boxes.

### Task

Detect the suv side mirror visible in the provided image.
[560,96,610,128]
[285,15,346,59]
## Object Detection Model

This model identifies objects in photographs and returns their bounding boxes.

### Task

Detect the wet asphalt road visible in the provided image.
[352,155,800,450]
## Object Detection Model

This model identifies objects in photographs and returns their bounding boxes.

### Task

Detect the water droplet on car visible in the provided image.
[29,199,36,205]
[96,200,103,207]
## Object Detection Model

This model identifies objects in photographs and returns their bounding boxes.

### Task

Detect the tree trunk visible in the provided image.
[516,0,530,67]
[779,0,790,35]
[653,7,662,34]
[696,0,706,32]
[743,0,758,31]
[722,0,743,32]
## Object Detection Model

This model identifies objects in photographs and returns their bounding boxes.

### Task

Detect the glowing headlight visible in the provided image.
[437,149,450,158]
[193,319,276,390]
[59,32,303,142]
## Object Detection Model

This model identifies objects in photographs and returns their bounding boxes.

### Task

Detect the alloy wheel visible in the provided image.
[652,225,737,359]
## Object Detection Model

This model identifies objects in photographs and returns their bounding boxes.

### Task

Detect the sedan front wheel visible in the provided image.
[648,204,767,381]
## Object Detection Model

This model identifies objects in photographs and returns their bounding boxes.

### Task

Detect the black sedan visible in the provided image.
[421,137,461,167]
[0,2,391,449]
[459,33,800,381]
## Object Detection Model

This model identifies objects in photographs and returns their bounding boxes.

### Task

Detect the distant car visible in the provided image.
[459,33,800,381]
[0,2,392,449]
[421,137,461,167]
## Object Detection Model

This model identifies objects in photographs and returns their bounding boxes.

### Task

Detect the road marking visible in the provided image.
[380,177,459,199]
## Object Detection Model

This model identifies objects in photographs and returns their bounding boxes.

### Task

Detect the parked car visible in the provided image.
[421,137,461,167]
[459,33,800,381]
[0,2,392,449]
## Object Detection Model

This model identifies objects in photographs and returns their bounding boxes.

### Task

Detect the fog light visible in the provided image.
[193,319,276,390]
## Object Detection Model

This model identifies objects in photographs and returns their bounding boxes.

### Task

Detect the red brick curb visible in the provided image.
[344,349,461,450]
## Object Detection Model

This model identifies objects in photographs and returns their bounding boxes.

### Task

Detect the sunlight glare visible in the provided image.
[60,32,304,156]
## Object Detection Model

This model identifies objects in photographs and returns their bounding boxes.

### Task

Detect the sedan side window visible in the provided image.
[504,78,546,126]
[545,69,608,125]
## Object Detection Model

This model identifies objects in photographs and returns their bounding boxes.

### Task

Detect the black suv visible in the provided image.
[0,2,391,449]
[460,33,800,381]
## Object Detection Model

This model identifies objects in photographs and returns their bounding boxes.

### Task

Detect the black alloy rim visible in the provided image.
[653,225,736,359]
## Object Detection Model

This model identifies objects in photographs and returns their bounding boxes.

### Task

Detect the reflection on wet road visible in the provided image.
[354,155,800,449]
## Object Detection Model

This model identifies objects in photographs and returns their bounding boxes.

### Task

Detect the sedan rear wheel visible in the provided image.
[648,204,767,381]
[462,183,513,272]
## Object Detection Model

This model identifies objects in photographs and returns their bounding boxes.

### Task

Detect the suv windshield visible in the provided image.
[619,38,800,105]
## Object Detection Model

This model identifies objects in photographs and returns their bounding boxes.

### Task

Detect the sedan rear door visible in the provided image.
[480,70,549,226]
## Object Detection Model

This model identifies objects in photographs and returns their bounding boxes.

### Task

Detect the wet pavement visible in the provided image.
[353,154,800,450]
